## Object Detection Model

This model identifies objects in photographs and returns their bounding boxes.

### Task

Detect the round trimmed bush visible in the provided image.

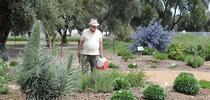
[143,84,167,100]
[173,72,200,95]
[113,78,131,90]
[186,55,204,68]
[111,90,136,100]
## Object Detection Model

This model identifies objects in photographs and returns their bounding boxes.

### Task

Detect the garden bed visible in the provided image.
[1,44,210,100]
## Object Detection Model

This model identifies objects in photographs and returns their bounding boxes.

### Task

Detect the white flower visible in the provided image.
[164,81,168,87]
[171,63,176,66]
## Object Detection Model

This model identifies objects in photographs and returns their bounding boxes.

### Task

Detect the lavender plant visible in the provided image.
[130,20,171,52]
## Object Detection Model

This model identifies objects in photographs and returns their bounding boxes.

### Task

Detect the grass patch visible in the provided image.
[199,80,210,89]
[154,52,168,60]
[172,33,210,46]
[103,38,131,53]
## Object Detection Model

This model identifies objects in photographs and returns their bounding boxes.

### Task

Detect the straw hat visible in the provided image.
[89,19,100,26]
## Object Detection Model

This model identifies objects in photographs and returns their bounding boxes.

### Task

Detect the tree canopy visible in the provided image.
[1,0,210,50]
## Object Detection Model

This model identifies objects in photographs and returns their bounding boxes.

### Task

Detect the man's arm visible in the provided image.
[99,40,103,57]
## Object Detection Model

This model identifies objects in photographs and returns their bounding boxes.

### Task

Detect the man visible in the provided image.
[77,19,103,74]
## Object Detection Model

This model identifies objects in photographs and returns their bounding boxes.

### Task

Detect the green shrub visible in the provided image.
[184,45,198,55]
[125,71,145,87]
[0,83,9,94]
[0,62,8,76]
[7,36,28,41]
[111,90,136,100]
[143,84,167,100]
[9,61,18,66]
[113,78,131,90]
[109,63,119,69]
[127,63,137,68]
[142,47,157,55]
[205,45,210,61]
[186,55,204,68]
[199,80,210,89]
[154,52,168,60]
[184,45,206,58]
[167,43,186,61]
[118,49,134,62]
[173,72,200,95]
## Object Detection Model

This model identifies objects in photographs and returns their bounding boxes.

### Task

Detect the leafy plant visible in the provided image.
[125,71,145,87]
[184,45,206,58]
[127,63,137,68]
[9,61,18,66]
[0,62,8,77]
[118,49,134,62]
[173,72,200,95]
[130,20,171,52]
[143,84,167,100]
[167,43,186,61]
[113,78,131,90]
[199,80,210,89]
[204,45,210,61]
[111,90,136,100]
[0,83,9,94]
[17,20,79,99]
[0,61,9,84]
[154,52,168,60]
[109,63,119,69]
[186,55,204,68]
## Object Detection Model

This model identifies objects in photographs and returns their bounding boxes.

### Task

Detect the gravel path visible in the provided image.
[145,70,210,86]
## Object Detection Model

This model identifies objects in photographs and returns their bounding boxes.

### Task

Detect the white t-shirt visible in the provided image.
[81,28,102,55]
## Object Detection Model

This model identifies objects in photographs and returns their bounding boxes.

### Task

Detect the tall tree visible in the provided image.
[57,0,76,44]
[0,0,10,51]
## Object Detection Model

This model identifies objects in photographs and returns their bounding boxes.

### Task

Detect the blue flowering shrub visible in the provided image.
[130,20,171,52]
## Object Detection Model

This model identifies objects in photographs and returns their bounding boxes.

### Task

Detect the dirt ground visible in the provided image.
[1,43,210,100]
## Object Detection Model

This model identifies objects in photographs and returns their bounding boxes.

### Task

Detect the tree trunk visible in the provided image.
[0,0,10,52]
[61,30,68,45]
